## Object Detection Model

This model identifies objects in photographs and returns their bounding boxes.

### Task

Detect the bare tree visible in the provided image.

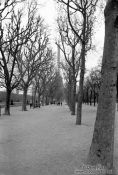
[87,1,118,174]
[32,49,55,108]
[57,14,81,115]
[17,20,50,111]
[0,2,37,115]
[57,0,98,124]
[39,63,58,106]
[0,0,24,20]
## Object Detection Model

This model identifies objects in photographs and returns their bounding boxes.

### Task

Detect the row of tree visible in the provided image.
[0,0,64,115]
[1,0,117,173]
[57,0,100,124]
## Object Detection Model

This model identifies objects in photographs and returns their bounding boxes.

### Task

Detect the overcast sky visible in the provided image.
[39,0,58,40]
[39,0,105,71]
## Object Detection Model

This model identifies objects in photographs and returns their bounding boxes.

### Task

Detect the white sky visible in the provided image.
[39,0,57,25]
[38,0,105,71]
[39,0,58,43]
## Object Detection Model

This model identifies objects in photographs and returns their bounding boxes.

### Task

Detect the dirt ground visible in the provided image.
[0,104,117,175]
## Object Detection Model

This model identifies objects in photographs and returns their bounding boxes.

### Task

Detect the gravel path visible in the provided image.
[0,104,117,175]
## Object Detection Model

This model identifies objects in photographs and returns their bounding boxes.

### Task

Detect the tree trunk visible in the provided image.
[87,1,118,174]
[76,42,86,125]
[71,46,76,115]
[22,86,28,111]
[4,88,11,115]
[71,76,76,115]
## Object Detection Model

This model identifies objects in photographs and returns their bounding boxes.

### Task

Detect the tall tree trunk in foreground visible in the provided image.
[4,88,11,115]
[88,1,118,174]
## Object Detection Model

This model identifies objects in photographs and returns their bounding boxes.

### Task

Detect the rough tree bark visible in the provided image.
[87,1,118,174]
